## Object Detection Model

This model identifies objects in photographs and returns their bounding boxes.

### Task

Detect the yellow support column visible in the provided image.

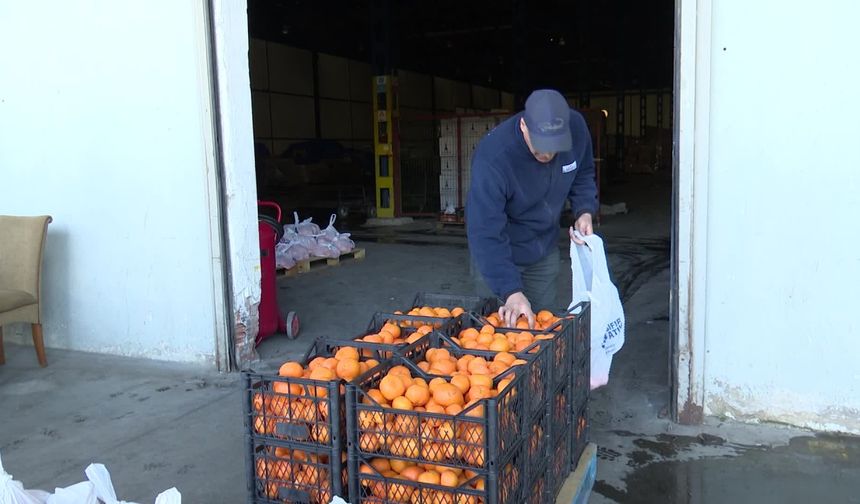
[372,75,398,218]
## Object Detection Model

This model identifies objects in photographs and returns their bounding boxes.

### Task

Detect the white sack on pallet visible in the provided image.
[569,231,626,390]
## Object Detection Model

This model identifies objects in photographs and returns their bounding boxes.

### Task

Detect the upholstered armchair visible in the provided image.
[0,215,52,366]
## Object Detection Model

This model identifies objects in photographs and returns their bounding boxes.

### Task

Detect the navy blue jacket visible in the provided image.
[466,110,598,300]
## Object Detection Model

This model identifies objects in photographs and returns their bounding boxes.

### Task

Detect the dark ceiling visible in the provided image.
[248,0,674,99]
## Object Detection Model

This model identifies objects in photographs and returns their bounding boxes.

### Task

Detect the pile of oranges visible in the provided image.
[450,324,552,353]
[484,310,562,331]
[357,348,526,469]
[355,322,431,348]
[358,457,490,504]
[393,305,466,328]
[255,448,345,503]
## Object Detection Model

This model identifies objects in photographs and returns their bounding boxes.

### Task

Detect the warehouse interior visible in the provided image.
[247,0,674,225]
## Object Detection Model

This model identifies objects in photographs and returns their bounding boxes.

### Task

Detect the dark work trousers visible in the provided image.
[470,247,561,311]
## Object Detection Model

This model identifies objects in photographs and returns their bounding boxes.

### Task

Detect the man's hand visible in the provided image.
[569,213,594,245]
[498,292,534,329]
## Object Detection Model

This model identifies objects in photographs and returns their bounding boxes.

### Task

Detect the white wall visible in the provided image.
[0,1,222,364]
[703,1,860,432]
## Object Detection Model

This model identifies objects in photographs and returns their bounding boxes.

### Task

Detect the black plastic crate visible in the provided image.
[346,355,529,472]
[571,354,589,413]
[246,337,431,449]
[411,292,490,314]
[349,440,527,504]
[525,460,548,504]
[430,327,551,418]
[548,382,571,451]
[302,331,434,364]
[248,437,347,504]
[569,302,591,366]
[526,410,549,477]
[545,423,572,504]
[456,312,573,392]
[571,403,589,466]
[370,309,464,334]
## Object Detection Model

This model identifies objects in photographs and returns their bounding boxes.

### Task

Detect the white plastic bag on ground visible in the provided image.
[319,214,354,254]
[45,482,96,504]
[153,488,180,504]
[84,464,140,504]
[569,232,626,389]
[319,214,340,241]
[0,453,49,504]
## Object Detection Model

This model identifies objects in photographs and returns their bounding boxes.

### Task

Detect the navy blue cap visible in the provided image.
[523,89,572,153]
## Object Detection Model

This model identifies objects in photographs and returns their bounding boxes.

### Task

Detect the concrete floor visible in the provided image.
[3,175,859,503]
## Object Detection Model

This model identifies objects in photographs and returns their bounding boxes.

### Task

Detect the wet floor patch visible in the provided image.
[595,434,860,503]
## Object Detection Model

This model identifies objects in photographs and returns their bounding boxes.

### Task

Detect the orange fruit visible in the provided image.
[309,367,336,381]
[390,365,412,378]
[445,404,463,416]
[406,332,424,344]
[400,465,423,481]
[363,334,383,344]
[510,359,528,367]
[462,340,479,350]
[468,374,493,389]
[418,361,431,372]
[418,470,441,485]
[380,375,407,401]
[390,458,410,473]
[514,341,533,353]
[430,359,456,376]
[405,384,430,406]
[476,333,494,346]
[451,307,465,317]
[450,374,471,395]
[321,357,339,372]
[428,377,448,392]
[278,361,304,378]
[432,383,464,407]
[435,307,452,318]
[489,338,511,352]
[336,359,361,380]
[467,385,493,402]
[494,352,516,366]
[430,348,452,363]
[440,470,459,487]
[392,396,414,411]
[335,347,359,361]
[466,357,488,373]
[381,322,402,338]
[456,355,475,373]
[536,310,553,323]
[460,328,480,340]
[479,324,495,335]
[418,307,436,317]
[497,377,514,393]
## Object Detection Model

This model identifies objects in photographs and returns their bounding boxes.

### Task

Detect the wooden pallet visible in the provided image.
[278,248,366,277]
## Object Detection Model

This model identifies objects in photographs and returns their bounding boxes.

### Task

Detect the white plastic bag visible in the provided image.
[153,488,180,504]
[334,233,355,254]
[569,232,626,389]
[45,482,96,504]
[0,453,49,504]
[292,212,320,237]
[275,242,297,270]
[319,214,339,241]
[85,464,140,504]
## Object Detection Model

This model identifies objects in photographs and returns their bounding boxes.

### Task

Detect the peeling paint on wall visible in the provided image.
[234,295,260,368]
[706,380,860,435]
